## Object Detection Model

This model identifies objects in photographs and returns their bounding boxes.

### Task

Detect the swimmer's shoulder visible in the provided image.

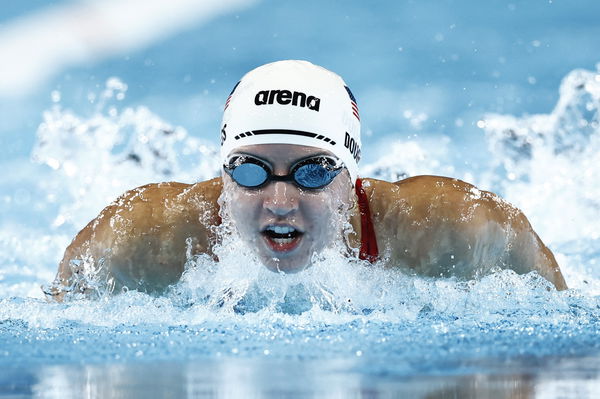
[110,177,222,208]
[360,176,566,289]
[56,177,224,295]
[360,175,475,213]
[360,175,519,226]
[70,177,224,251]
[105,177,222,215]
[363,175,489,200]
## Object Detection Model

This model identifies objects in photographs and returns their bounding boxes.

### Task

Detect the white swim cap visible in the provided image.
[220,60,361,183]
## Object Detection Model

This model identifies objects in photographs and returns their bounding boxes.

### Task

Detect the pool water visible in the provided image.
[1,1,600,397]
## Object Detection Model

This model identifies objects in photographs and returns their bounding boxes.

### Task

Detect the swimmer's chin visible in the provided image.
[256,234,312,273]
[261,258,312,274]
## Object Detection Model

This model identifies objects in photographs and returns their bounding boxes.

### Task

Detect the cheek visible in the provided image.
[230,195,260,228]
[300,182,353,239]
[222,181,262,233]
[300,195,339,235]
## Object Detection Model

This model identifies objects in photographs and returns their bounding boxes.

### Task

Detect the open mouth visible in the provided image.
[261,225,304,253]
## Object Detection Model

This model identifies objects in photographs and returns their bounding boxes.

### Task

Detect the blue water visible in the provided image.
[1,1,600,397]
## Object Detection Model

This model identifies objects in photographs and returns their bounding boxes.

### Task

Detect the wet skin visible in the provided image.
[48,144,567,300]
[221,144,354,273]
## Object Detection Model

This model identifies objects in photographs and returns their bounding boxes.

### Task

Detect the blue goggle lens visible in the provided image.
[294,162,333,188]
[230,162,268,187]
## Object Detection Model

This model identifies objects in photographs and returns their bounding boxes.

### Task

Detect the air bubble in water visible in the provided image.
[105,77,128,93]
[50,90,61,103]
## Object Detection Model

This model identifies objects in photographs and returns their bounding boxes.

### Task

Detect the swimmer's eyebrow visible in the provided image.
[229,152,333,167]
[227,152,273,168]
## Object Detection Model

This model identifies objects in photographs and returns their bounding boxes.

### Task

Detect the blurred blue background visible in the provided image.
[1,0,599,166]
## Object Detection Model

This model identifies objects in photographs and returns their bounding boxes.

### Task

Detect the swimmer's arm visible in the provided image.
[48,198,124,299]
[46,178,223,300]
[364,176,567,290]
[450,183,567,290]
[499,204,567,290]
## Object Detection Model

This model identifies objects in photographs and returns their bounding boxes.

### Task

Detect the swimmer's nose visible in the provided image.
[263,180,299,216]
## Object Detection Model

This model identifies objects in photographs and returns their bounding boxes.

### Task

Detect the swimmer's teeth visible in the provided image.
[271,226,295,234]
[264,225,299,241]
[273,237,294,244]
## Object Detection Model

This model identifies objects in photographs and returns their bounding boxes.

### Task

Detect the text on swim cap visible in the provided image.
[220,124,227,145]
[254,90,320,111]
[344,132,361,163]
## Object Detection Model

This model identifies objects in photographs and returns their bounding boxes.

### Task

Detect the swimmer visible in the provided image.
[45,60,567,300]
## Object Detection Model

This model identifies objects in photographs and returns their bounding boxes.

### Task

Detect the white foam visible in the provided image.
[480,66,600,291]
[31,78,221,230]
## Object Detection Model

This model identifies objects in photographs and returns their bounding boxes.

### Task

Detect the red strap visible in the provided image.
[355,178,379,262]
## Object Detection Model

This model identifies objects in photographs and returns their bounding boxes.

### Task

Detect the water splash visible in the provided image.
[31,77,220,230]
[481,65,600,292]
[360,137,454,182]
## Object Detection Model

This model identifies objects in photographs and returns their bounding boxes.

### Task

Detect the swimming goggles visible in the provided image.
[223,154,343,189]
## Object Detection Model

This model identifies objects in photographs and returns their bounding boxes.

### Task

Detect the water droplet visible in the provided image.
[51,90,61,103]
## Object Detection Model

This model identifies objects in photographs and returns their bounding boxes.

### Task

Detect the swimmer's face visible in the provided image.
[222,144,354,273]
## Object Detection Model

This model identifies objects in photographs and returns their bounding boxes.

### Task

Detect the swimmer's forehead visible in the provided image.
[228,144,336,164]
